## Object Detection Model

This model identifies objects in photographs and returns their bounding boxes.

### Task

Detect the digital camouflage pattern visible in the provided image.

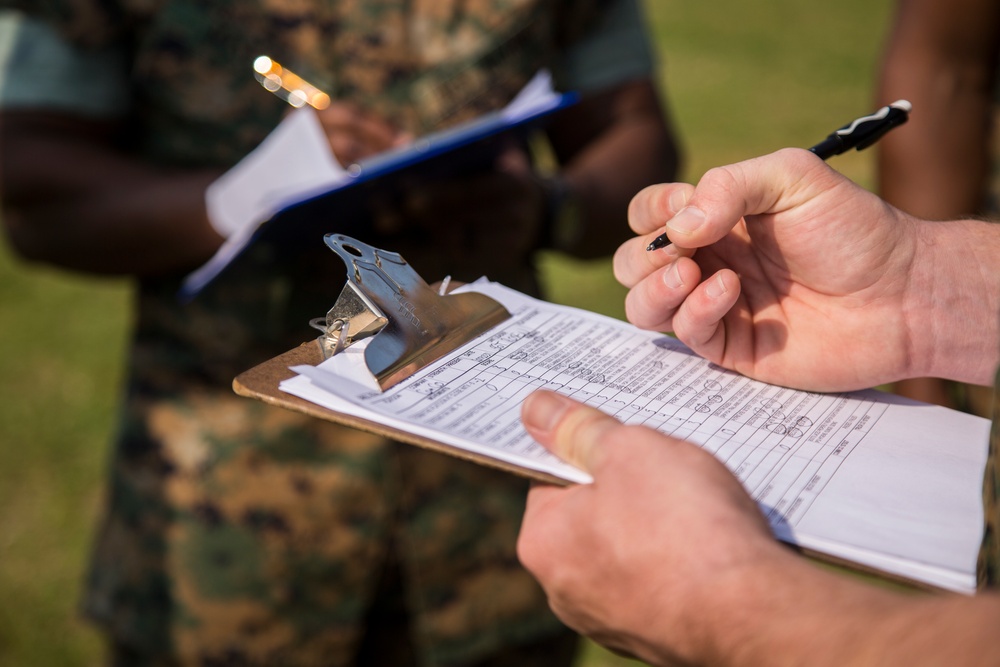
[17,0,601,166]
[86,383,569,665]
[2,0,622,664]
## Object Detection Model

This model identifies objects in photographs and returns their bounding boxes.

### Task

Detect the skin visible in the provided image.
[877,0,1000,406]
[518,390,1000,667]
[0,80,679,276]
[612,148,1000,390]
[517,149,1000,666]
[0,113,225,275]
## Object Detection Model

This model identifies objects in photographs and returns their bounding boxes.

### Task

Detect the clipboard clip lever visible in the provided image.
[311,235,512,390]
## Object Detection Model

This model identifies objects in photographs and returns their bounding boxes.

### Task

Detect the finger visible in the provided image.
[665,148,827,249]
[327,135,366,165]
[316,103,403,161]
[627,183,694,235]
[521,391,619,473]
[518,482,575,583]
[613,231,694,289]
[670,269,742,363]
[622,256,703,331]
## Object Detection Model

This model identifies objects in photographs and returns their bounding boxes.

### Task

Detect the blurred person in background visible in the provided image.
[878,0,1000,416]
[0,1,680,665]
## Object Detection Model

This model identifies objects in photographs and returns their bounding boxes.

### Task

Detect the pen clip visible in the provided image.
[834,100,911,151]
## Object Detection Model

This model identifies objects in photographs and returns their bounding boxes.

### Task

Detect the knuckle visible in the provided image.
[557,406,615,466]
[699,164,741,198]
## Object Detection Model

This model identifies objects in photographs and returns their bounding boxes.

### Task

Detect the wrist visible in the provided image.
[690,547,804,666]
[906,218,1000,385]
[637,539,800,666]
[700,550,908,667]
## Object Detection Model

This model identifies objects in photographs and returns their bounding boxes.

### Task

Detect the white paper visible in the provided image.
[181,71,563,298]
[205,107,349,238]
[500,69,560,121]
[181,109,350,296]
[280,281,991,594]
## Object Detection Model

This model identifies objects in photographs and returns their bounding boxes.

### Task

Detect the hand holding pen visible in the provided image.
[646,101,911,251]
[615,143,927,391]
[253,55,411,165]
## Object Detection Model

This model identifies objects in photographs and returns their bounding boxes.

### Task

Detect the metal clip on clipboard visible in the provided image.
[310,235,512,391]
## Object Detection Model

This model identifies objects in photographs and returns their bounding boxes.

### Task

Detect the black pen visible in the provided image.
[646,100,912,251]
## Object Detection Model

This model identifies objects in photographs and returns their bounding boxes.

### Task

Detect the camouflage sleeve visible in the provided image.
[552,0,657,94]
[0,13,129,116]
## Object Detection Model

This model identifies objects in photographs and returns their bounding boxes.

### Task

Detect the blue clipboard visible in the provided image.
[179,90,579,300]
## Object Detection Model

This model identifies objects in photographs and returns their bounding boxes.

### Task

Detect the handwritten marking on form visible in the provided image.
[283,281,988,592]
[395,308,879,526]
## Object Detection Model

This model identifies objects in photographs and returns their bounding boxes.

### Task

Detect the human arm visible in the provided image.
[542,78,680,258]
[0,111,226,275]
[877,0,1000,219]
[0,103,407,277]
[612,148,1000,391]
[0,13,227,276]
[381,78,680,262]
[516,390,1000,667]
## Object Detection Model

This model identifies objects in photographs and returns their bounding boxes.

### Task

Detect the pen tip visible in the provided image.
[646,235,671,252]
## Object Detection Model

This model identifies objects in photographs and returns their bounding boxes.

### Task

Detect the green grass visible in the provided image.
[0,0,895,664]
[0,243,129,664]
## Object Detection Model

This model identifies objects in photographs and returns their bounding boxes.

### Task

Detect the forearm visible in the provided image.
[1,112,225,276]
[905,217,1000,385]
[698,549,1000,667]
[552,80,681,258]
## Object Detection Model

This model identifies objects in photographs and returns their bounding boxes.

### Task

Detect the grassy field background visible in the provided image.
[0,1,894,664]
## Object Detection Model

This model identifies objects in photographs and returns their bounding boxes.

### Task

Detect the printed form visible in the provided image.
[281,281,991,593]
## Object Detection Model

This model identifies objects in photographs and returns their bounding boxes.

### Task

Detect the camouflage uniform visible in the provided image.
[1,0,657,664]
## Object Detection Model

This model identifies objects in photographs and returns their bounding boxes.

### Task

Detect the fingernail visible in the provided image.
[668,189,690,213]
[523,391,574,434]
[705,274,728,299]
[656,242,680,260]
[666,206,706,236]
[663,261,684,289]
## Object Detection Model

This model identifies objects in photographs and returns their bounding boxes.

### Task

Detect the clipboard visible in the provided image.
[180,87,578,300]
[232,234,571,485]
[234,346,944,591]
[233,235,992,594]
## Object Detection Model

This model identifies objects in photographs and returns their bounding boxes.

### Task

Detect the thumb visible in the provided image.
[666,148,831,249]
[521,390,620,473]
